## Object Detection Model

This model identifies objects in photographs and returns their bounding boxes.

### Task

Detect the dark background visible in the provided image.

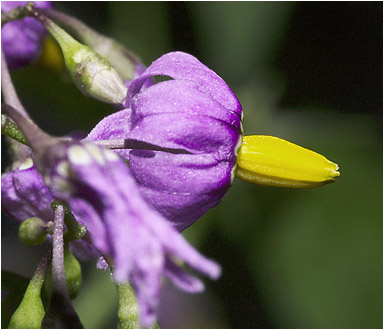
[2,2,382,328]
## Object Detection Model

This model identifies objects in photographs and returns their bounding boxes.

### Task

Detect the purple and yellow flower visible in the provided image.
[88,51,244,231]
[1,1,52,69]
[2,40,339,327]
[88,51,339,233]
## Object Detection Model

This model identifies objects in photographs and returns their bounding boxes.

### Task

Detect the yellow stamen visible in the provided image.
[236,135,340,188]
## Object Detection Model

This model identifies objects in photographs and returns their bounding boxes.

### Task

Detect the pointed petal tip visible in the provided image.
[207,261,222,280]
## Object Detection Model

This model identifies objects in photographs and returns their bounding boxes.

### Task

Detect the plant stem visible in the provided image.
[1,1,33,26]
[2,104,55,153]
[1,50,27,116]
[41,204,83,329]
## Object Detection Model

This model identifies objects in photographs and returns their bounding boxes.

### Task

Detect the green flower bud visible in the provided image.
[64,246,82,299]
[30,9,127,104]
[8,279,45,329]
[8,253,51,329]
[19,217,47,246]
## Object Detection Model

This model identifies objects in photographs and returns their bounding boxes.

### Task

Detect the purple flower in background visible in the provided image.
[87,51,243,231]
[37,140,220,327]
[1,1,52,69]
[1,158,54,223]
[1,157,99,260]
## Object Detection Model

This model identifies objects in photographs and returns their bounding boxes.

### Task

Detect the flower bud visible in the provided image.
[30,9,127,104]
[19,217,48,246]
[36,8,145,83]
[63,247,82,299]
[8,271,45,329]
[236,135,340,188]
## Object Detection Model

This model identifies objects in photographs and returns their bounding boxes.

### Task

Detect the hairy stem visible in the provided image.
[42,205,83,329]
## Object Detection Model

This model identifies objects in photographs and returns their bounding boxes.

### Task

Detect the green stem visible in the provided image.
[1,1,34,26]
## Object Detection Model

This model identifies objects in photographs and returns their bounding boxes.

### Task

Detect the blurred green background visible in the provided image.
[2,2,382,328]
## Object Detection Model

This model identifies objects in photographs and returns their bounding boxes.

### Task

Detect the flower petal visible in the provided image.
[131,79,242,130]
[164,257,205,293]
[45,142,221,327]
[86,109,132,142]
[128,112,240,157]
[126,51,242,118]
[134,185,225,232]
[1,160,54,222]
[1,1,52,69]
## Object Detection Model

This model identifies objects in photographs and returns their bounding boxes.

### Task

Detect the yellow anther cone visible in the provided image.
[236,135,340,188]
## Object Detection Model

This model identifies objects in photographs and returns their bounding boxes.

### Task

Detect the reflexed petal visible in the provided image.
[164,257,204,293]
[1,160,54,222]
[126,51,242,117]
[45,142,221,327]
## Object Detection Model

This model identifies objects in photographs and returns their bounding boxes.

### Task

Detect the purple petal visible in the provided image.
[128,112,240,157]
[126,51,242,118]
[164,257,205,293]
[46,142,221,327]
[1,159,54,222]
[129,151,232,194]
[86,109,132,142]
[1,1,52,69]
[134,185,225,232]
[69,239,100,262]
[131,79,242,129]
[85,109,132,159]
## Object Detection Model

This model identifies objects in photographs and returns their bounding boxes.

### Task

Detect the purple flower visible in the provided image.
[87,51,243,231]
[1,158,54,223]
[36,140,220,327]
[1,1,52,69]
[1,157,99,261]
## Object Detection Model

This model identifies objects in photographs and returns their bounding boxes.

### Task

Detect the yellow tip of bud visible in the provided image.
[236,135,340,188]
